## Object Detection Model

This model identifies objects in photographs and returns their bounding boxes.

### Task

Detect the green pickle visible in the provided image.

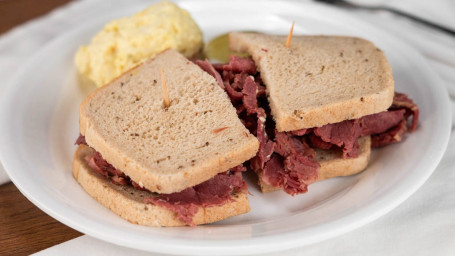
[204,33,250,62]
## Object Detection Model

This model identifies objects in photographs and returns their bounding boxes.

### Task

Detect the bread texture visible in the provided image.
[73,145,250,227]
[258,136,371,193]
[229,33,394,132]
[79,49,259,194]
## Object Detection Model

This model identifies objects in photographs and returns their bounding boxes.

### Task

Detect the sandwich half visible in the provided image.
[197,33,419,195]
[74,49,259,226]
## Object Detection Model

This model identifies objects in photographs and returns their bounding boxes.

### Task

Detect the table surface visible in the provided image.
[0,0,82,255]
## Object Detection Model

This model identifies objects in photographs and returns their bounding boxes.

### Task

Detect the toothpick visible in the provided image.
[160,68,170,108]
[285,21,295,48]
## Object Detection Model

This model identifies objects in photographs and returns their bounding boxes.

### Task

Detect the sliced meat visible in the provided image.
[223,55,257,74]
[360,109,406,136]
[251,108,275,171]
[222,70,235,83]
[262,132,319,195]
[372,119,408,147]
[212,63,224,72]
[359,92,418,148]
[145,190,200,226]
[257,84,267,97]
[308,133,333,150]
[262,146,319,196]
[313,119,362,158]
[180,56,422,198]
[224,81,243,102]
[282,153,319,195]
[152,187,200,207]
[84,150,127,186]
[274,132,315,159]
[194,59,225,89]
[309,93,417,158]
[344,140,360,158]
[242,76,259,115]
[230,165,247,173]
[76,137,247,226]
[232,72,249,91]
[85,154,108,177]
[195,171,245,205]
[236,104,246,115]
[146,170,246,226]
[391,92,419,131]
[92,151,124,176]
[262,154,285,188]
[78,136,129,186]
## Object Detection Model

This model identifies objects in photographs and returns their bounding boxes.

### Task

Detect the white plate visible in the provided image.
[0,0,451,255]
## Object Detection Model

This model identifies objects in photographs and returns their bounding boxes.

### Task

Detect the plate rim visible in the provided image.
[0,0,451,255]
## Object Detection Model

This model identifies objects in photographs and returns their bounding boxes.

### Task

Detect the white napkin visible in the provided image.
[1,0,453,255]
[32,235,158,256]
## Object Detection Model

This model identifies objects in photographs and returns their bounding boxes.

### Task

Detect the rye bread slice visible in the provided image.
[229,33,394,132]
[79,49,259,194]
[73,145,250,226]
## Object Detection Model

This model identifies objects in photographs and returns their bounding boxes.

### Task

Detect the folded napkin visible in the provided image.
[33,235,158,256]
[1,0,453,255]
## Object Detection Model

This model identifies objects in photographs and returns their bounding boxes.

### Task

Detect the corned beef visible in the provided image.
[242,76,259,115]
[194,59,225,89]
[308,133,333,150]
[360,109,406,136]
[75,135,246,226]
[313,119,362,158]
[222,55,257,74]
[273,133,319,195]
[371,119,408,147]
[201,55,419,196]
[224,80,243,101]
[390,92,419,131]
[251,108,275,171]
[145,170,246,226]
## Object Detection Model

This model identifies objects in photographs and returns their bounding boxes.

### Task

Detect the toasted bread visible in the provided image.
[73,145,250,227]
[79,49,259,194]
[229,33,394,132]
[258,136,371,193]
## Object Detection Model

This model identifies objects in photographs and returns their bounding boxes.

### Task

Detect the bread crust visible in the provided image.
[229,33,394,132]
[73,145,250,227]
[258,136,371,193]
[79,49,259,194]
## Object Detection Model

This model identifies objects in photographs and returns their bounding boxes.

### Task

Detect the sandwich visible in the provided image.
[196,33,419,195]
[73,49,259,226]
[73,33,419,228]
